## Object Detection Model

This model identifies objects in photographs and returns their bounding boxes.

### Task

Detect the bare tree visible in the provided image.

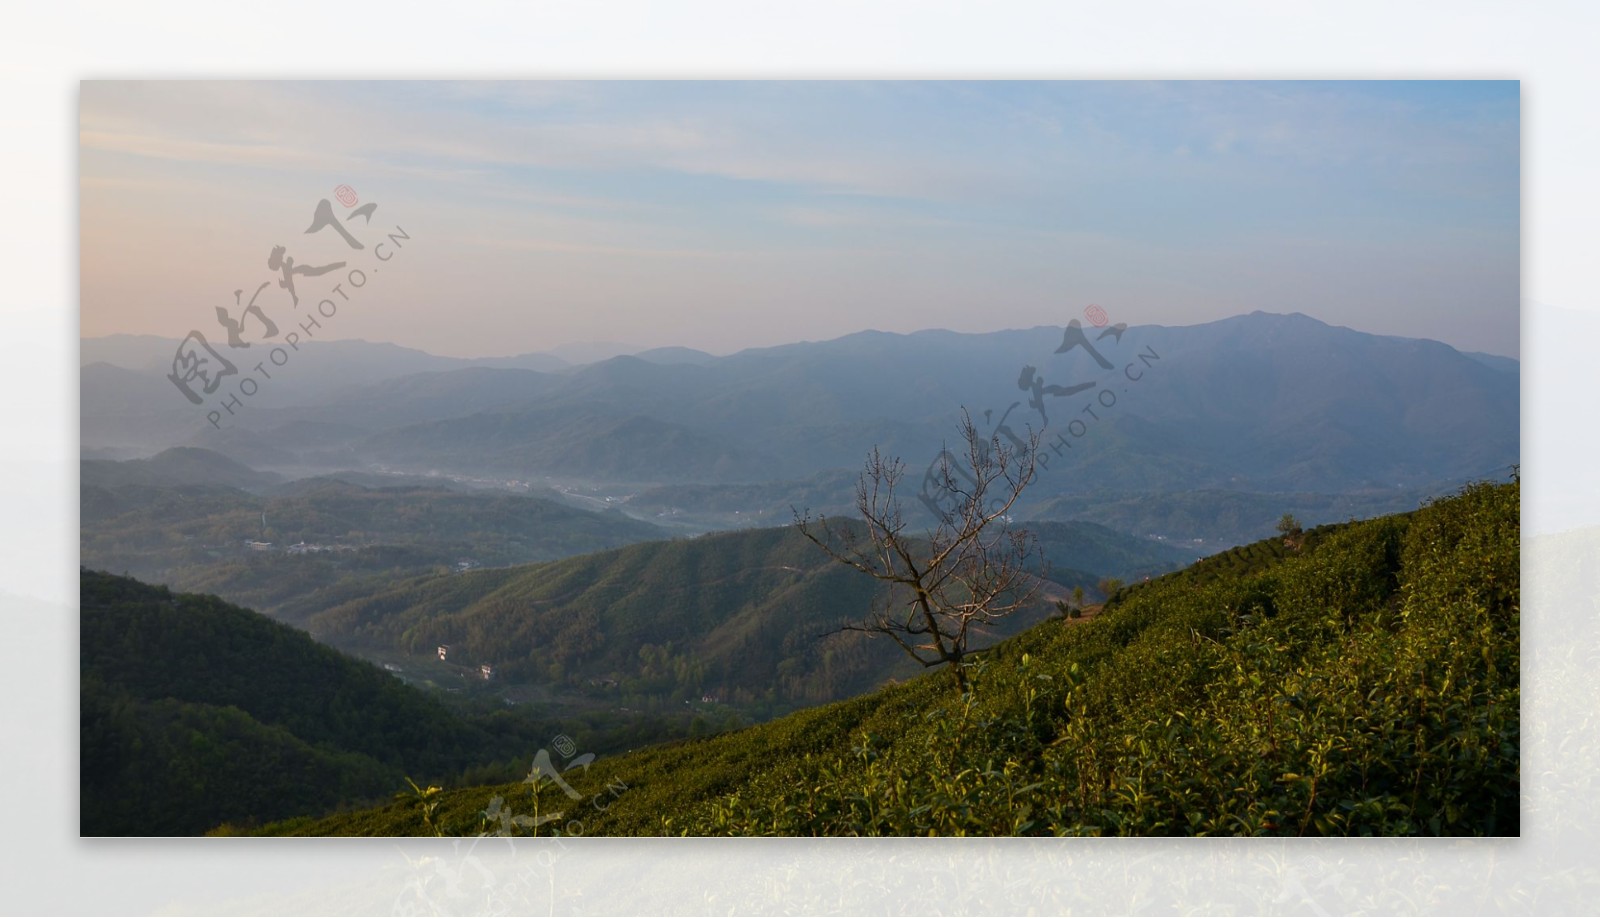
[794,410,1042,693]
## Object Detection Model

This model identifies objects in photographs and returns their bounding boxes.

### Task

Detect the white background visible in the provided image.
[2,1,1593,914]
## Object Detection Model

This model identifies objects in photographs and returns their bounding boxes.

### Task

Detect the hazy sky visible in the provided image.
[80,80,1520,358]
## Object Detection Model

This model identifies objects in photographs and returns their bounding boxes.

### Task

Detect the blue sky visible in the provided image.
[80,80,1519,357]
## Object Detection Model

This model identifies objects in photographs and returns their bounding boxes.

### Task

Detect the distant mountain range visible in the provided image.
[82,312,1519,545]
[82,332,576,378]
[80,332,723,391]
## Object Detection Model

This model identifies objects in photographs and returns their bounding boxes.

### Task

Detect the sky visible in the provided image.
[79,80,1520,358]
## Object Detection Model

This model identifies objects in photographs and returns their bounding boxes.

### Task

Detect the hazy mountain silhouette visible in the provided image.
[81,313,1518,515]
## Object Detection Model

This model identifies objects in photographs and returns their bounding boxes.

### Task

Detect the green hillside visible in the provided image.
[267,478,1517,837]
[79,570,693,836]
[302,520,1127,718]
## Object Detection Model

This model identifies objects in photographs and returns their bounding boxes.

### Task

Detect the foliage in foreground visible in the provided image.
[267,478,1518,837]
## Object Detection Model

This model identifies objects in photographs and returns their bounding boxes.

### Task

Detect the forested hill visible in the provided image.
[300,520,1163,715]
[269,478,1518,837]
[80,570,686,836]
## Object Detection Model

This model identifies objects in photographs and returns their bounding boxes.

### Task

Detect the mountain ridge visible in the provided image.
[81,312,1518,547]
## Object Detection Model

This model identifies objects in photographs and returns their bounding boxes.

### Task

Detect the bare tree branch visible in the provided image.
[794,409,1043,692]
